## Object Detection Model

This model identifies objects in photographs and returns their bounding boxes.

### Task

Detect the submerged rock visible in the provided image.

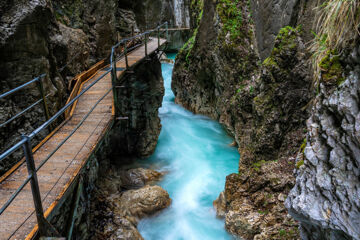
[88,166,170,240]
[113,185,171,224]
[92,185,171,240]
[120,168,163,189]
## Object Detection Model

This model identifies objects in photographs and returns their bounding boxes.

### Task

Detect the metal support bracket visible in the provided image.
[116,117,129,120]
[66,176,83,240]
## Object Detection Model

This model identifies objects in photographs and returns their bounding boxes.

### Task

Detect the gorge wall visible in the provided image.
[173,0,360,239]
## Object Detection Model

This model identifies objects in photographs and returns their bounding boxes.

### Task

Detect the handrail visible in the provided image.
[29,69,111,139]
[0,94,51,128]
[0,74,45,100]
[0,22,169,238]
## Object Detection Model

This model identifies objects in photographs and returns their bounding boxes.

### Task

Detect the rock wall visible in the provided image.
[173,0,360,239]
[171,0,320,239]
[110,53,164,160]
[285,46,360,240]
[0,0,68,175]
[119,0,190,29]
[251,0,301,60]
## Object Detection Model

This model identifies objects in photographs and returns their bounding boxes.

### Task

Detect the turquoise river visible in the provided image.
[137,53,239,239]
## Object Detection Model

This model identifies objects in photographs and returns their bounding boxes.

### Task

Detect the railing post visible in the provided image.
[166,22,169,42]
[22,136,45,236]
[37,76,51,130]
[22,136,61,237]
[110,48,118,116]
[157,26,160,48]
[145,34,148,57]
[124,41,129,70]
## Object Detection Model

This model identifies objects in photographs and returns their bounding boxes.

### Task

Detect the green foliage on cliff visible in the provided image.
[272,26,299,55]
[319,50,345,85]
[179,0,204,66]
[262,26,300,71]
[217,0,243,41]
[311,0,360,85]
[190,0,204,28]
[53,0,83,28]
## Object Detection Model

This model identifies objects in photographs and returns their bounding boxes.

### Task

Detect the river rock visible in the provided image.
[217,165,298,240]
[90,185,171,240]
[113,185,171,224]
[120,168,163,189]
[213,191,227,218]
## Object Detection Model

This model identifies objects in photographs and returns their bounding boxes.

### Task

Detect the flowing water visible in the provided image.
[137,53,239,240]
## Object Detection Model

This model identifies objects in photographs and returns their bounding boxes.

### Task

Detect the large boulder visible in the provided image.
[90,185,171,240]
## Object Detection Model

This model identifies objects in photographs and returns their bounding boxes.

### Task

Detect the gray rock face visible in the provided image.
[110,53,164,159]
[0,0,67,174]
[286,60,360,239]
[120,0,189,29]
[251,0,301,60]
[87,165,169,240]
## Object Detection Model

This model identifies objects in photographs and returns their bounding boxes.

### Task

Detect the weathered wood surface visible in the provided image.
[0,38,166,240]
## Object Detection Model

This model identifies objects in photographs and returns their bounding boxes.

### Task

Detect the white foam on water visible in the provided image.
[137,60,239,239]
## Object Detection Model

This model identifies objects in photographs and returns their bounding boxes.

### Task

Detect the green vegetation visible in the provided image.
[272,26,299,55]
[296,159,304,169]
[179,0,203,67]
[53,0,83,28]
[258,210,269,215]
[262,26,300,70]
[318,50,345,85]
[277,227,299,239]
[263,57,277,68]
[310,0,360,85]
[217,0,243,41]
[279,229,286,237]
[300,138,307,153]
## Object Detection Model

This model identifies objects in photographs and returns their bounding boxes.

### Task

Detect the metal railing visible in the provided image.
[0,74,51,129]
[0,22,168,239]
[110,22,168,114]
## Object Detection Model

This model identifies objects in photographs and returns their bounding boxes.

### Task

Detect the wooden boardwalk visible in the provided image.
[0,38,166,240]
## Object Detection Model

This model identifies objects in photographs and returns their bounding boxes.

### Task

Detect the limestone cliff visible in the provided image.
[285,36,360,240]
[172,0,316,239]
[173,0,360,239]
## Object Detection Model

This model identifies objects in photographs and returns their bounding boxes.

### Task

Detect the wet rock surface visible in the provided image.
[215,161,299,240]
[110,53,164,159]
[88,166,170,240]
[286,55,360,240]
[120,168,163,190]
[0,0,67,174]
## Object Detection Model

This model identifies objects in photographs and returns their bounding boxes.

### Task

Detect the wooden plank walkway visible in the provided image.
[0,38,166,240]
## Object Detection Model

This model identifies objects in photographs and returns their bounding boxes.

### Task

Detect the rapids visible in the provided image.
[137,53,239,240]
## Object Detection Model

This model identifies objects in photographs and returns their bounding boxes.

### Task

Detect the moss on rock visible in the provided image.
[319,50,345,85]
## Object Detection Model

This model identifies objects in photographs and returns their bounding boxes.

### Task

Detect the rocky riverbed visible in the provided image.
[88,167,171,240]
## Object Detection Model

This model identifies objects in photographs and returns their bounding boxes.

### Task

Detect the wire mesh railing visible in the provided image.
[0,22,168,238]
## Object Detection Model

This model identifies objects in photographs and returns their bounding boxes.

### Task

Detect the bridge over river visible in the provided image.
[0,23,178,240]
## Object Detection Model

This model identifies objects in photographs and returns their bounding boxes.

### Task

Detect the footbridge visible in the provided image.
[0,23,169,240]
